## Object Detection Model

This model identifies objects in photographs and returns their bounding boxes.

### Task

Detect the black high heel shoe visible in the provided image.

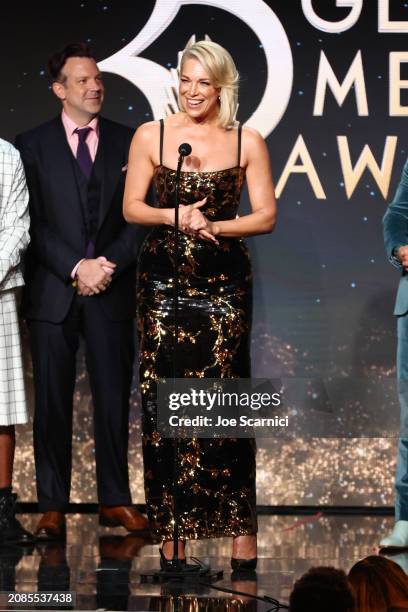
[230,557,257,571]
[159,545,186,571]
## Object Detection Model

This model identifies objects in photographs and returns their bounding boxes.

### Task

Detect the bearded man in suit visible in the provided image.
[16,43,147,540]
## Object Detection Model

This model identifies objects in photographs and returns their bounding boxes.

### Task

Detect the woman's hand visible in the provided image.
[179,198,219,244]
[179,197,207,232]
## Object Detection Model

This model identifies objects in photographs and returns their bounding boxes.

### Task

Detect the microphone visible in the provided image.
[178,143,192,157]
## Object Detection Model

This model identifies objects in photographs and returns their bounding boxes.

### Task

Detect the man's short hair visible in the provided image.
[48,42,96,83]
[289,566,355,612]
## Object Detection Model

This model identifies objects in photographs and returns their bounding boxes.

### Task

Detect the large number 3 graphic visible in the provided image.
[99,0,293,137]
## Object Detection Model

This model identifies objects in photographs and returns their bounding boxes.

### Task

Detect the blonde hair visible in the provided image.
[179,40,239,128]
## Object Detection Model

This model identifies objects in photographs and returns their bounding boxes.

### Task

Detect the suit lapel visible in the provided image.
[97,117,123,232]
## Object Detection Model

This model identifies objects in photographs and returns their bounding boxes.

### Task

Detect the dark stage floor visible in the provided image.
[0,514,402,610]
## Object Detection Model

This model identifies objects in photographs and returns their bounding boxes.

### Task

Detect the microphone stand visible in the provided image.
[141,146,222,584]
[168,151,184,571]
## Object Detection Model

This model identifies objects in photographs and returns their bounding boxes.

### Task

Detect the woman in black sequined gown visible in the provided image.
[123,41,276,565]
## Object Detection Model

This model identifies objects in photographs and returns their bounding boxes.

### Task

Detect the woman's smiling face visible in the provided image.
[179,58,220,122]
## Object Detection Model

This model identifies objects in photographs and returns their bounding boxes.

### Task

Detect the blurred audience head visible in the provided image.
[289,566,355,612]
[348,554,408,611]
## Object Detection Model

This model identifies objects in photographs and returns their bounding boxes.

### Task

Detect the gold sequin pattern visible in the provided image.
[137,165,257,540]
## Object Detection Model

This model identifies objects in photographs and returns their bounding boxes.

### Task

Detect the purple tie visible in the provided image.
[75,127,95,257]
[75,127,93,179]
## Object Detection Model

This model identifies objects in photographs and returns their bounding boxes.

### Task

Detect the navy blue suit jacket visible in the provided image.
[383,159,408,316]
[15,115,144,323]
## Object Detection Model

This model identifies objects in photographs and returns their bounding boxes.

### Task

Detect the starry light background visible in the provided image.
[0,0,406,506]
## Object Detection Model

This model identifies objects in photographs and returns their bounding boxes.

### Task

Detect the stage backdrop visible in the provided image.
[1,0,407,505]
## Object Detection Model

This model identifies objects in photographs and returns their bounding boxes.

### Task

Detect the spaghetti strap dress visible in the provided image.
[137,120,257,540]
